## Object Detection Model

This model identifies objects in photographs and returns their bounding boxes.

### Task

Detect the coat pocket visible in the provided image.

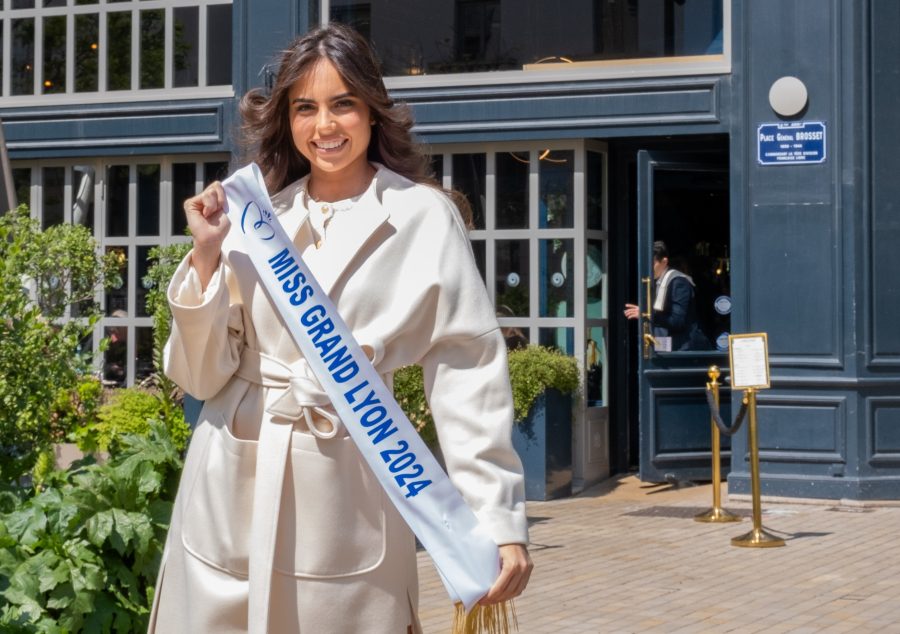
[274,432,387,578]
[181,415,257,577]
[180,415,387,579]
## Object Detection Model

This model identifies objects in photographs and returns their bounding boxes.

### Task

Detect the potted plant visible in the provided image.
[507,345,579,501]
[393,345,579,501]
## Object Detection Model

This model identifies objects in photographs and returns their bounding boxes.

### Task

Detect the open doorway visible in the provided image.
[608,135,730,479]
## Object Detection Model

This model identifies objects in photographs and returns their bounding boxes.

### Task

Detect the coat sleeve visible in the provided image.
[163,251,244,400]
[413,195,529,547]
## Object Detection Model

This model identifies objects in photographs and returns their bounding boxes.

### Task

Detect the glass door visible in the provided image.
[636,150,731,483]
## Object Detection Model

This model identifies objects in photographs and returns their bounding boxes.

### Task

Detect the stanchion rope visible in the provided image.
[705,384,748,437]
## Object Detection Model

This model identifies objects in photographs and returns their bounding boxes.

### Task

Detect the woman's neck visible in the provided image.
[308,163,376,203]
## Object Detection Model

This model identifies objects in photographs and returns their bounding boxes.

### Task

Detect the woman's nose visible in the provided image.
[316,108,336,132]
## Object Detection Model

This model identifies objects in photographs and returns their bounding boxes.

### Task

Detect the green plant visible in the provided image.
[507,345,579,422]
[0,206,120,484]
[74,388,190,455]
[0,421,183,632]
[143,243,192,430]
[393,366,437,448]
[393,345,581,445]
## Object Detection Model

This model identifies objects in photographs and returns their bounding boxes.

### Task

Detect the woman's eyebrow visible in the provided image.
[291,92,355,104]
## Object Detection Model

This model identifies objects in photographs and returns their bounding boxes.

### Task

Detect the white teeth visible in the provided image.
[316,139,344,150]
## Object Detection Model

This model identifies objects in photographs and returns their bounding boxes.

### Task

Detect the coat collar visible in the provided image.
[270,166,390,294]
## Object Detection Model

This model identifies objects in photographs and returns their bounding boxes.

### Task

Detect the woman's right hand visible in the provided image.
[184,182,230,289]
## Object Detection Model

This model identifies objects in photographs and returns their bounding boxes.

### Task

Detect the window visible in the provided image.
[432,140,609,407]
[0,0,233,102]
[326,0,728,86]
[9,156,227,386]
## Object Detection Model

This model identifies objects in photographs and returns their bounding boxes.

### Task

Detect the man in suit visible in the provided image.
[624,241,711,351]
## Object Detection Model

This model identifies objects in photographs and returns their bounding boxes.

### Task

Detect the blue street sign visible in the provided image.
[757,121,826,165]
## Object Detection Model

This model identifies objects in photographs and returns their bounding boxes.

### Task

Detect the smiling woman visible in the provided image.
[287,60,374,202]
[149,22,532,634]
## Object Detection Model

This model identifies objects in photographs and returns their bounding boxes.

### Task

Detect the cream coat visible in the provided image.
[148,165,528,633]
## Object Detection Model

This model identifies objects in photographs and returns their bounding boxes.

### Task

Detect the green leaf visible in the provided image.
[4,505,47,548]
[85,510,114,548]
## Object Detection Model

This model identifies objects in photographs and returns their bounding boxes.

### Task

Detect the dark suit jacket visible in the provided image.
[651,274,711,351]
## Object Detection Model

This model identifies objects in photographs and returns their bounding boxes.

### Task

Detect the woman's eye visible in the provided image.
[335,99,355,109]
[295,104,315,113]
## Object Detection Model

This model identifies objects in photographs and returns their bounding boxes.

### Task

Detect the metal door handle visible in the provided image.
[642,276,655,359]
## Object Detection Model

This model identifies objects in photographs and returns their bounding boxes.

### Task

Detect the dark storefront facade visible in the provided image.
[2,0,899,500]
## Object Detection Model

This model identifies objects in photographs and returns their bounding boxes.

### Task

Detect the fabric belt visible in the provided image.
[235,349,338,634]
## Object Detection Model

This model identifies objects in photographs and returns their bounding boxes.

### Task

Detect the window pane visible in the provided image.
[540,238,573,317]
[203,161,229,186]
[496,151,529,229]
[140,10,164,89]
[332,0,724,77]
[12,0,35,8]
[12,18,34,96]
[172,162,196,236]
[586,326,606,406]
[539,327,574,356]
[586,239,604,319]
[136,245,152,317]
[587,151,604,230]
[470,238,485,283]
[495,239,528,317]
[75,13,99,92]
[107,11,131,90]
[42,15,66,94]
[42,0,66,7]
[452,153,485,230]
[206,4,232,86]
[42,167,64,229]
[501,325,528,351]
[71,165,95,230]
[331,2,371,40]
[12,168,31,209]
[103,323,127,386]
[106,165,129,237]
[135,326,154,382]
[173,6,199,88]
[430,154,443,181]
[137,164,159,236]
[539,150,573,228]
[75,0,99,5]
[105,246,128,317]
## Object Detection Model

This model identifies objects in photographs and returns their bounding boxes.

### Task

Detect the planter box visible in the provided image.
[511,389,573,501]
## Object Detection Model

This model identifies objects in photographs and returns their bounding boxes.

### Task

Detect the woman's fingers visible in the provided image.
[479,544,533,605]
[186,181,227,218]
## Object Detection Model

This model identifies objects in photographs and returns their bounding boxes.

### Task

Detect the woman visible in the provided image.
[149,23,531,633]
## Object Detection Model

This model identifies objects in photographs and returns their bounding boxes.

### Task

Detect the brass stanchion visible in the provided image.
[695,366,740,523]
[731,388,785,548]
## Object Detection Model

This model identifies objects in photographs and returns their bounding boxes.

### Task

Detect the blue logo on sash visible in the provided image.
[241,201,276,241]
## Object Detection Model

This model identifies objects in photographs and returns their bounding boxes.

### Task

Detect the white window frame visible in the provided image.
[0,0,234,107]
[320,0,731,89]
[430,139,610,409]
[9,154,225,387]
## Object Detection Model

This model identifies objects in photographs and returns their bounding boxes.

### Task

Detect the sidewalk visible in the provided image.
[416,474,900,633]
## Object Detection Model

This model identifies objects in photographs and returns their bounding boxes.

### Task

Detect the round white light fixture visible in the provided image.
[769,76,808,117]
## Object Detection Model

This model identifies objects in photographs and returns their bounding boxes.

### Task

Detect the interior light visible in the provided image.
[90,43,98,50]
[43,80,53,88]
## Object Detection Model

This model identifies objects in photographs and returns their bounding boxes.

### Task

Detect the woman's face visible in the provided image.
[288,58,373,184]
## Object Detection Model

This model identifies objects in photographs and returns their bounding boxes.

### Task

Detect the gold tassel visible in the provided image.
[451,601,518,634]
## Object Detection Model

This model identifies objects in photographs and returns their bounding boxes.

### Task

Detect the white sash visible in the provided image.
[221,164,499,628]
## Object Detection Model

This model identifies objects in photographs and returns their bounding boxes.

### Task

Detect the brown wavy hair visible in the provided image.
[240,23,471,224]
